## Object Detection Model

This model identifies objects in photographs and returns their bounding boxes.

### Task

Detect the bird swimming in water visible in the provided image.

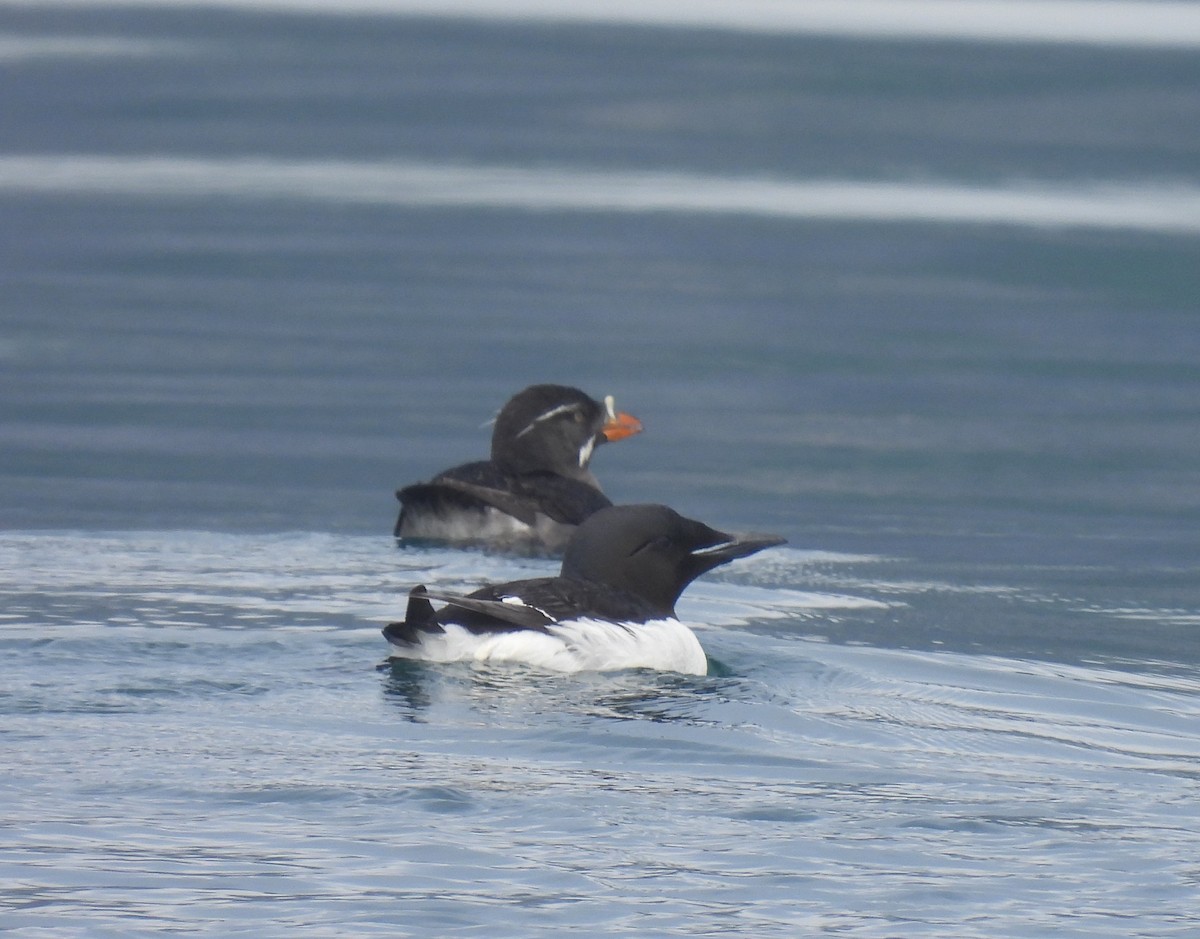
[394,384,642,553]
[384,503,786,675]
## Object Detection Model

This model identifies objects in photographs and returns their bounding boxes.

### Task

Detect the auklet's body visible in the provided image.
[394,384,642,553]
[383,503,786,675]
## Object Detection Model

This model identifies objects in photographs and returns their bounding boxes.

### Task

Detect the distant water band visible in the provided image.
[2,154,1199,234]
[6,0,1200,48]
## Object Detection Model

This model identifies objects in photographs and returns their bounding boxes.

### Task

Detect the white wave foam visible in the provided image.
[3,154,1198,234]
[4,0,1200,48]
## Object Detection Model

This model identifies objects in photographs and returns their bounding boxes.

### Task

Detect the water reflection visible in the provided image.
[378,657,434,719]
[377,653,747,727]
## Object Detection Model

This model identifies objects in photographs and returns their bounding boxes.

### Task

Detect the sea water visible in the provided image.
[2,2,1199,936]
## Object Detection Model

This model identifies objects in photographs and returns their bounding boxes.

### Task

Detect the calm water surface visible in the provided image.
[2,2,1199,936]
[4,533,1199,937]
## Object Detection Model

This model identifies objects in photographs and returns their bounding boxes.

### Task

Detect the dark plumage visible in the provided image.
[394,384,642,552]
[383,504,786,674]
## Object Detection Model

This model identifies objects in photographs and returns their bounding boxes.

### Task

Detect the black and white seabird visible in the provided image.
[394,384,643,552]
[383,503,786,675]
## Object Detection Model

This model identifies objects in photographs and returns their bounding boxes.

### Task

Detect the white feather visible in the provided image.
[577,434,596,468]
[691,540,738,557]
[387,617,708,675]
[516,402,580,438]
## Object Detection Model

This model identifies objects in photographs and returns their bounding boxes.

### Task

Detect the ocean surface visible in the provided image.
[3,1,1199,936]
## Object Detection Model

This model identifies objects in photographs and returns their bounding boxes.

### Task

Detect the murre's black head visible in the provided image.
[491,384,642,483]
[560,503,786,616]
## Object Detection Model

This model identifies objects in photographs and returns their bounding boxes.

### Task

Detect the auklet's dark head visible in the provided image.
[491,384,642,485]
[560,503,786,616]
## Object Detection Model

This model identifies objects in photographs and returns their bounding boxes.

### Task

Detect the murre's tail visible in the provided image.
[382,585,442,646]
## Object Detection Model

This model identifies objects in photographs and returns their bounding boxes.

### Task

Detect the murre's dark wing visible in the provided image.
[382,581,560,644]
[383,573,666,647]
[421,587,555,631]
[466,578,663,627]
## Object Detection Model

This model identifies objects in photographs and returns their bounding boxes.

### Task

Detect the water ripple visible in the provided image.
[3,155,1199,234]
[3,530,1199,937]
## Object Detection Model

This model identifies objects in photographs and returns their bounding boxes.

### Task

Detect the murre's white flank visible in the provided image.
[386,616,708,675]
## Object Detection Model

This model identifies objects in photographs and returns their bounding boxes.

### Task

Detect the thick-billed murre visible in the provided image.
[383,503,786,674]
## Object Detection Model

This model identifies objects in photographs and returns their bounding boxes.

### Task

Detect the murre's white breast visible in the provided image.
[387,617,708,676]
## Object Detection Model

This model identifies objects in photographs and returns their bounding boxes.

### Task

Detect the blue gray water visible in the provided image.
[3,2,1199,936]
